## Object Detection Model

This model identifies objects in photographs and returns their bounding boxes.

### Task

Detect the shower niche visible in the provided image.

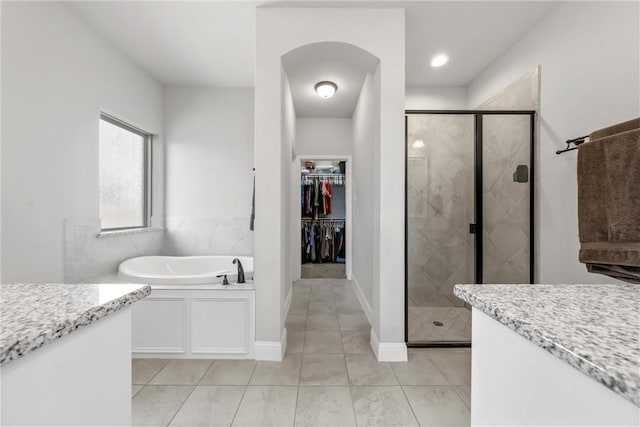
[405,111,534,345]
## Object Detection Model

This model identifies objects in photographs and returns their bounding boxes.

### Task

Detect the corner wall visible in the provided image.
[163,87,254,256]
[255,7,406,361]
[467,1,640,284]
[1,2,164,282]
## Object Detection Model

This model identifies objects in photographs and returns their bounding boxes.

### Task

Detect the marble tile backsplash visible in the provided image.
[64,218,164,283]
[163,217,253,256]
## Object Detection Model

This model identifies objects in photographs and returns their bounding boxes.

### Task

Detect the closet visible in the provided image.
[300,160,346,278]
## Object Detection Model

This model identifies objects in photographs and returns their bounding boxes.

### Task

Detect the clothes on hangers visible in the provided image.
[301,220,346,264]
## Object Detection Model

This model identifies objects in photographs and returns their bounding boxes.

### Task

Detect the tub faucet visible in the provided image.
[233,258,245,283]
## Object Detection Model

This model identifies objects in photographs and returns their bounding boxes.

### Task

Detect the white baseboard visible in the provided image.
[255,328,287,361]
[350,275,374,326]
[370,327,408,362]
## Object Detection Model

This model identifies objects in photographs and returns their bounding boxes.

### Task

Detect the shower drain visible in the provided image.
[433,321,444,327]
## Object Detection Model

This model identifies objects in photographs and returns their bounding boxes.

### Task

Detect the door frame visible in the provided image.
[294,154,353,281]
[404,110,536,346]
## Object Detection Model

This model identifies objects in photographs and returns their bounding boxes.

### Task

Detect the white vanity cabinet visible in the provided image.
[132,287,255,359]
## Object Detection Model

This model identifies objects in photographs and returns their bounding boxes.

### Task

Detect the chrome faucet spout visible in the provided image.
[232,258,245,283]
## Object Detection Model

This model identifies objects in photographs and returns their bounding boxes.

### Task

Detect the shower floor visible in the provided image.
[301,263,346,279]
[408,306,471,343]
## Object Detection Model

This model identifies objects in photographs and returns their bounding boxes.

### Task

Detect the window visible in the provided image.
[99,114,151,230]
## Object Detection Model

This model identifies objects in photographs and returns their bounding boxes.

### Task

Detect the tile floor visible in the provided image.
[132,279,471,426]
[301,263,346,279]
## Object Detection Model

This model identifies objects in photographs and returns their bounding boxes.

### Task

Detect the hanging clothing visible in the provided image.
[301,220,346,264]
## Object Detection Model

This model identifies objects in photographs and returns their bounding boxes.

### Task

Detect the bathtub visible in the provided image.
[118,255,254,285]
[121,255,256,359]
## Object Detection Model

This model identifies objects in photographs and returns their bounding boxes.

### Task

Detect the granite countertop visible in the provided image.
[0,283,151,366]
[454,283,640,407]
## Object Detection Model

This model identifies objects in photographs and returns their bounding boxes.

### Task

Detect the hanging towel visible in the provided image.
[249,175,255,231]
[578,118,640,283]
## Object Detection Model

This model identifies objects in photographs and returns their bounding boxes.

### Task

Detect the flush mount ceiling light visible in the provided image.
[430,54,449,68]
[315,81,337,98]
[412,138,425,149]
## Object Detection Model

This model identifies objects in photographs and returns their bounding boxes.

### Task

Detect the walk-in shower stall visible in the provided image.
[405,111,535,346]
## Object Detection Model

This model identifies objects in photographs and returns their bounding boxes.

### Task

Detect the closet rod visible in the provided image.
[302,173,345,177]
[301,218,345,221]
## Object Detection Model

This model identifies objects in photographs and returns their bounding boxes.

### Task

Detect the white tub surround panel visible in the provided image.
[64,218,164,283]
[132,285,255,359]
[0,283,150,426]
[455,284,640,426]
[164,217,253,256]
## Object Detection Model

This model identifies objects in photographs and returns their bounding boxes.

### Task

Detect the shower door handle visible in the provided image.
[469,224,477,234]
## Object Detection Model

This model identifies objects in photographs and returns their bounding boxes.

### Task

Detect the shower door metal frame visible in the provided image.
[404,110,536,347]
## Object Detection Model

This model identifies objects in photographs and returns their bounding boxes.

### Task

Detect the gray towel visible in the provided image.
[249,175,255,231]
[578,121,640,283]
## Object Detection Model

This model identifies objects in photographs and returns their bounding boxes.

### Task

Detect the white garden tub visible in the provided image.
[118,255,253,285]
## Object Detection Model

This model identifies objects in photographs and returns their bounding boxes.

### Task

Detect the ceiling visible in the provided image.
[66,1,558,117]
[283,42,379,118]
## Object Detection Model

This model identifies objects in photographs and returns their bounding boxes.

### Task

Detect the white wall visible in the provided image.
[255,8,406,359]
[296,118,352,156]
[405,86,466,110]
[352,73,376,309]
[1,2,164,282]
[281,71,296,336]
[467,1,640,284]
[163,87,254,256]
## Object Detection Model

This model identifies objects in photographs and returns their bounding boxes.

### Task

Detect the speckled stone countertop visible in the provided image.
[454,284,640,407]
[0,283,151,366]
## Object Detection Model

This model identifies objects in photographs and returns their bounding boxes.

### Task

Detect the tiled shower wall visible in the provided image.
[480,67,538,283]
[407,115,475,308]
[482,115,531,283]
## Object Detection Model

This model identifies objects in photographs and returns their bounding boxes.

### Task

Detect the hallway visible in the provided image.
[131,279,471,426]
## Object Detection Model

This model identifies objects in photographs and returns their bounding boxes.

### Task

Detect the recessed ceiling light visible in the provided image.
[412,139,425,149]
[315,81,337,98]
[430,54,449,68]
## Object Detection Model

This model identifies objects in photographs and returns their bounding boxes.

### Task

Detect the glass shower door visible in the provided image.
[406,114,475,344]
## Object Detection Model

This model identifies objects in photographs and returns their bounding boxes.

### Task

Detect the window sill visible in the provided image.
[96,227,164,239]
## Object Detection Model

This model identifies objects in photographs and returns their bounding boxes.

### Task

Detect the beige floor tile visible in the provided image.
[304,330,343,353]
[345,353,398,385]
[249,354,302,385]
[289,299,309,315]
[294,386,356,426]
[336,300,365,315]
[454,385,471,409]
[341,331,372,354]
[132,359,171,385]
[132,384,144,398]
[149,359,213,385]
[425,350,471,385]
[132,385,194,426]
[169,386,245,427]
[232,386,298,426]
[286,330,305,354]
[403,386,470,426]
[199,360,256,385]
[286,313,308,331]
[391,351,449,385]
[337,313,370,331]
[350,386,418,426]
[300,354,349,385]
[306,313,340,330]
[308,300,336,313]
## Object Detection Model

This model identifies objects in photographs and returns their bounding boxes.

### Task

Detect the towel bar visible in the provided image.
[556,135,589,154]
